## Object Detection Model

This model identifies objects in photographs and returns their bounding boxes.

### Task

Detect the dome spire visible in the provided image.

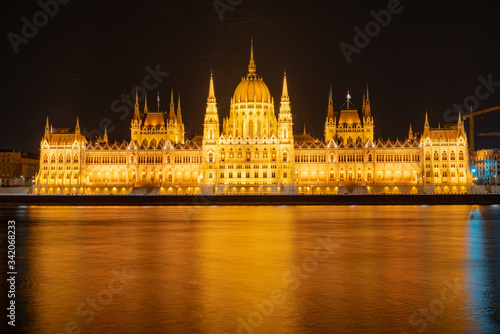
[248,37,256,75]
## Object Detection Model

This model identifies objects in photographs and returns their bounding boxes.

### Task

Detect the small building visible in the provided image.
[472,149,499,185]
[0,149,39,186]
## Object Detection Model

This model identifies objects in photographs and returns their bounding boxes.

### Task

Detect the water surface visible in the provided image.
[1,205,499,334]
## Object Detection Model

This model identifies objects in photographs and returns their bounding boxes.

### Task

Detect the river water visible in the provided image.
[1,205,499,334]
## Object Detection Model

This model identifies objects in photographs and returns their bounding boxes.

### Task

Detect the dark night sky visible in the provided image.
[2,0,500,153]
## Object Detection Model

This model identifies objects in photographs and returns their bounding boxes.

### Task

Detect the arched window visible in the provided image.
[208,152,214,162]
[130,156,135,164]
[434,151,439,160]
[43,155,48,163]
[263,149,268,159]
[246,149,251,162]
[459,151,464,160]
[368,154,372,162]
[237,148,242,158]
[255,148,259,158]
[442,152,447,160]
[74,155,78,163]
[283,152,288,162]
[229,149,234,159]
[451,151,456,160]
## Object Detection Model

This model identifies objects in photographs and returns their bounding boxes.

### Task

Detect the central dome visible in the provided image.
[232,39,272,104]
[233,76,271,103]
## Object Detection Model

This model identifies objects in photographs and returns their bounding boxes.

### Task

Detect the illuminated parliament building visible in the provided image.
[34,42,472,195]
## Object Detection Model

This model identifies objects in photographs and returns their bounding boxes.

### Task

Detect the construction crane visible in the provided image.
[461,105,500,155]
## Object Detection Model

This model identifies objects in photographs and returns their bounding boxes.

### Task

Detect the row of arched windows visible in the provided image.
[44,154,78,164]
[425,151,464,161]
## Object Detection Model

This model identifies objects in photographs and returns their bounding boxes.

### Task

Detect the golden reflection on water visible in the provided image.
[18,205,500,333]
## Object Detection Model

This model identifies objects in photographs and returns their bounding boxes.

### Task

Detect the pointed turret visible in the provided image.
[281,69,289,101]
[203,71,219,143]
[279,70,291,114]
[177,93,182,124]
[327,85,334,119]
[44,116,50,139]
[103,126,108,143]
[208,70,216,104]
[364,84,371,118]
[75,116,80,135]
[248,37,256,75]
[458,110,462,126]
[134,87,140,120]
[424,111,429,128]
[303,124,306,135]
[408,123,413,140]
[169,88,175,120]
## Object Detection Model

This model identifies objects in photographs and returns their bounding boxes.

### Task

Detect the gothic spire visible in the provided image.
[75,116,80,135]
[208,70,216,103]
[364,84,371,118]
[177,93,182,124]
[134,87,140,119]
[44,116,50,138]
[281,69,289,101]
[366,84,370,105]
[327,85,334,119]
[144,93,148,114]
[425,111,429,128]
[103,126,108,143]
[169,88,175,119]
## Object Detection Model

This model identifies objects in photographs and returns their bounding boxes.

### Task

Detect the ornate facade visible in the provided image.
[34,41,472,195]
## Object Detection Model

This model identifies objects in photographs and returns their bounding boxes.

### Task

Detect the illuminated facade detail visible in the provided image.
[34,41,472,195]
